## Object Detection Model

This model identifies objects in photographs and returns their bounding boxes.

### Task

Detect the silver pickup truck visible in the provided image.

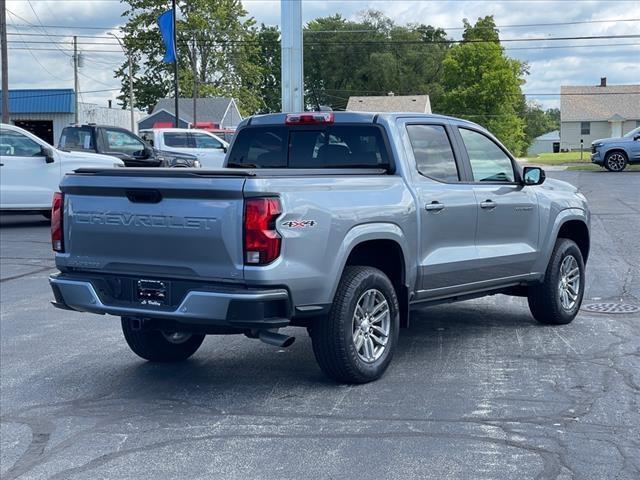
[49,112,590,383]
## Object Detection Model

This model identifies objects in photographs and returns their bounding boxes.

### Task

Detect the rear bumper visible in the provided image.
[49,274,291,329]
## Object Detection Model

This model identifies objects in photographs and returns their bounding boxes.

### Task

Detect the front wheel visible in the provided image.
[121,317,205,362]
[311,266,399,383]
[528,239,585,325]
[604,151,627,172]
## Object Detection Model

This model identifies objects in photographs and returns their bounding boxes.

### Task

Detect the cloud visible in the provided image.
[4,0,639,110]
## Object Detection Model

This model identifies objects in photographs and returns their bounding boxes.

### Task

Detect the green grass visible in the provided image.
[525,151,592,165]
[565,164,640,172]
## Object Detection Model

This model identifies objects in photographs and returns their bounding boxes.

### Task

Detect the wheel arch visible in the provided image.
[330,224,412,328]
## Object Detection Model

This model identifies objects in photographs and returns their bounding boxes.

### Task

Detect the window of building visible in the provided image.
[580,122,590,135]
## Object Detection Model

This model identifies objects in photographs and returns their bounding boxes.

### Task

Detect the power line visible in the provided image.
[6,17,640,33]
[6,88,121,100]
[4,10,69,81]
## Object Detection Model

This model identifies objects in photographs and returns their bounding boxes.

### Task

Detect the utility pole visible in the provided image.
[1,0,10,123]
[280,0,303,112]
[73,35,79,124]
[109,33,135,132]
[192,35,197,127]
[172,0,179,127]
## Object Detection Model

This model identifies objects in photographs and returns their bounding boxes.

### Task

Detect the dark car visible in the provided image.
[58,124,200,168]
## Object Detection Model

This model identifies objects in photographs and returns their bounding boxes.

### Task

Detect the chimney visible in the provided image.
[108,100,112,108]
[600,77,607,87]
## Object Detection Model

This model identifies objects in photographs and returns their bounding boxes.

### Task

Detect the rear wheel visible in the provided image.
[604,151,627,172]
[311,266,399,383]
[121,317,205,362]
[527,238,585,325]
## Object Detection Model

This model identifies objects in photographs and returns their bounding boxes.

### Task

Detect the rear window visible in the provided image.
[228,125,390,169]
[59,126,96,151]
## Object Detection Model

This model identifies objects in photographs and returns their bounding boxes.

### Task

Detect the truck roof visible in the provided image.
[244,111,480,129]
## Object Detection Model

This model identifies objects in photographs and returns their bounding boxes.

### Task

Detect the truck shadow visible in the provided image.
[102,299,540,396]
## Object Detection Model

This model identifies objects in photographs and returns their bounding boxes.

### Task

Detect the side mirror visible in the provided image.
[634,135,640,141]
[223,146,228,153]
[42,146,55,164]
[523,166,545,186]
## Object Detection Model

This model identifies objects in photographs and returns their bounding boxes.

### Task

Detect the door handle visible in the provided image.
[480,200,497,210]
[425,201,445,212]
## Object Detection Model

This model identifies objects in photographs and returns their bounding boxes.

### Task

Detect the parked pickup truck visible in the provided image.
[58,124,200,168]
[139,128,229,169]
[49,112,590,383]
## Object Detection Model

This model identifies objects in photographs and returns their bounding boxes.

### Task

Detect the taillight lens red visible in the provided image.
[285,112,334,125]
[244,197,282,265]
[51,192,64,252]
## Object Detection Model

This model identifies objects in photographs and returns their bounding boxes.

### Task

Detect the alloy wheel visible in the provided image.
[558,255,580,311]
[352,289,391,363]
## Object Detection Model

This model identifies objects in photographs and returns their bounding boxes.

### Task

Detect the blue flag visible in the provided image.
[158,9,176,63]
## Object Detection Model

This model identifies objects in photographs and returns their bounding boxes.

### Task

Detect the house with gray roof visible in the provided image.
[560,79,640,150]
[346,94,431,113]
[527,130,560,156]
[138,97,242,130]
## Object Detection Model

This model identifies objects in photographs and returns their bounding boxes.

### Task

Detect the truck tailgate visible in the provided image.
[58,170,247,281]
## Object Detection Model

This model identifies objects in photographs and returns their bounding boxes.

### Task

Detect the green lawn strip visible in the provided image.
[565,164,640,172]
[525,152,592,165]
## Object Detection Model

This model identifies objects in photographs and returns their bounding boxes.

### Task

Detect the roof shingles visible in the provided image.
[560,85,640,122]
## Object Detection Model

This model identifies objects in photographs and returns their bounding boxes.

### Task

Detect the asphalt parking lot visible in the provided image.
[1,170,639,480]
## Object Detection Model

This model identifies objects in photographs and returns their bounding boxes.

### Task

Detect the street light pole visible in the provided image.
[109,33,135,133]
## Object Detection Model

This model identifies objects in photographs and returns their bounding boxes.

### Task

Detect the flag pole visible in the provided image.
[172,0,179,127]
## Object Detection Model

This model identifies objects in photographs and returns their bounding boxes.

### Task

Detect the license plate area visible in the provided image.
[136,279,170,307]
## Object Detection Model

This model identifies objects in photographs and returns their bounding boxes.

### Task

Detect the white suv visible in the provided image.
[139,128,229,169]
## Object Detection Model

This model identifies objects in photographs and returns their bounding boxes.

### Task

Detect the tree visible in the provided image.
[439,16,528,155]
[303,11,450,111]
[523,103,560,148]
[115,0,262,115]
[253,24,281,113]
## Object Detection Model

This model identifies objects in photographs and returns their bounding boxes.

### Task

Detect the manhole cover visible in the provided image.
[581,303,640,314]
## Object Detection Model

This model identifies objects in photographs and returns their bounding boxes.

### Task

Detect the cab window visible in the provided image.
[406,124,459,182]
[0,129,42,157]
[104,129,146,156]
[459,128,515,182]
[191,132,223,149]
[163,132,191,148]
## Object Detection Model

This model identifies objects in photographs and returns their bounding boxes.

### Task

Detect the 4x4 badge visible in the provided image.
[281,220,316,228]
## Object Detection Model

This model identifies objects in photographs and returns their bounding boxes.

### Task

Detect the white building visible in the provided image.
[0,88,143,145]
[560,79,640,151]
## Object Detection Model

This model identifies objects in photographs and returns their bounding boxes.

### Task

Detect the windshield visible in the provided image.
[623,127,640,138]
[228,125,390,169]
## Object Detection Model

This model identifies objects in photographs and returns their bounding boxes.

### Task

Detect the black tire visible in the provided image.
[604,151,627,172]
[311,266,399,384]
[121,317,205,362]
[528,238,585,325]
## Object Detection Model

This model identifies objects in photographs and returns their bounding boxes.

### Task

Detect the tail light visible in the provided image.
[51,192,64,252]
[285,112,334,125]
[244,197,282,265]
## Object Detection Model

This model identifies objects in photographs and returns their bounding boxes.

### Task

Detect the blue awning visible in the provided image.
[0,89,75,114]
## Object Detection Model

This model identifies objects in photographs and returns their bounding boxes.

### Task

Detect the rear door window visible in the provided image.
[407,124,459,182]
[163,132,192,148]
[228,125,389,169]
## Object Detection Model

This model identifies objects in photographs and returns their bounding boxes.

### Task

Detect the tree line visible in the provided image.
[116,0,559,155]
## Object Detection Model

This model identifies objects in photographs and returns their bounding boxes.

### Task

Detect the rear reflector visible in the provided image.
[244,197,282,265]
[51,192,64,252]
[285,112,334,125]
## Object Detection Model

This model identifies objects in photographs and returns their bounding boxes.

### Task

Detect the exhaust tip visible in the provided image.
[258,329,296,348]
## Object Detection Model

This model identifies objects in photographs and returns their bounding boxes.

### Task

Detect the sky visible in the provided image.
[4,0,639,111]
